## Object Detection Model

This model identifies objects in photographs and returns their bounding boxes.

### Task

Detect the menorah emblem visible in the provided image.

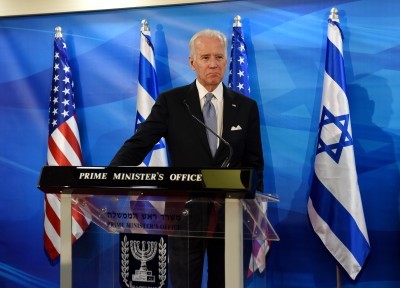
[130,240,158,282]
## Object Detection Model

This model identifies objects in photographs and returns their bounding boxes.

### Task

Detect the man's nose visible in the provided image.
[208,57,219,67]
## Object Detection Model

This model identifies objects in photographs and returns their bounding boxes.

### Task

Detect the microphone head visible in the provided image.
[183,99,191,112]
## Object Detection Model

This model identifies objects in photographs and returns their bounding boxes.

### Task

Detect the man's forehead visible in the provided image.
[197,51,225,57]
[195,36,223,45]
[194,40,225,53]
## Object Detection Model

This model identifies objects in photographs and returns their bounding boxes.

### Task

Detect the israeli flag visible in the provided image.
[308,9,370,280]
[135,21,168,167]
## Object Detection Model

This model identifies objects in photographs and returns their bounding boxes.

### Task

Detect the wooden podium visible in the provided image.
[38,166,279,288]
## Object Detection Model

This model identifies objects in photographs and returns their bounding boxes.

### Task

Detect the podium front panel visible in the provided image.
[71,196,252,288]
[73,194,278,241]
[37,167,278,288]
[68,193,277,288]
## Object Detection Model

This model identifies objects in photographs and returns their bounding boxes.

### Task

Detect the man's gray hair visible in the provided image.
[189,29,227,57]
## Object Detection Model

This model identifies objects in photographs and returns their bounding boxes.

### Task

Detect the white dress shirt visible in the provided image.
[196,80,224,147]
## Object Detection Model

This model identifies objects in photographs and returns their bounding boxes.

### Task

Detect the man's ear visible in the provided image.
[189,56,196,71]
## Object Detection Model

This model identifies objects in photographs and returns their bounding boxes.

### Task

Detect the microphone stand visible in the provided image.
[183,100,233,168]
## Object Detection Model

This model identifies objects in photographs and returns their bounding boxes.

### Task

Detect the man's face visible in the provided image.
[189,36,227,92]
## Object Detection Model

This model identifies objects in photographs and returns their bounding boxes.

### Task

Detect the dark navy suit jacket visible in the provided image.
[110,81,264,190]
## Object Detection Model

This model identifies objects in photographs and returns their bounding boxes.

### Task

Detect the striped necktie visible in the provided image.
[202,93,218,157]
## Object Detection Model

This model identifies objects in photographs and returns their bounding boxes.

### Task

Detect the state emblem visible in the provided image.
[120,233,168,288]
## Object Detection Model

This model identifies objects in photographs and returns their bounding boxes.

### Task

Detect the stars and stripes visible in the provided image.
[307,9,370,280]
[228,22,250,96]
[228,16,270,277]
[44,27,91,260]
[248,201,270,277]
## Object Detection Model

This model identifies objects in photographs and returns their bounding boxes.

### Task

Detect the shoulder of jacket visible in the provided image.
[160,82,194,95]
[225,86,257,105]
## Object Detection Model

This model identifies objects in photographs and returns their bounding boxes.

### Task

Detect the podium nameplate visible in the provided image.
[38,166,258,199]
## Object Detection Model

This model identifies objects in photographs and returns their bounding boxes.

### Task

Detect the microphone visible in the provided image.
[183,99,233,168]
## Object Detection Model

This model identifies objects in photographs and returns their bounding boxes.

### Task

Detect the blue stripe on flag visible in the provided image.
[310,174,370,267]
[325,38,346,93]
[138,53,158,101]
[143,34,154,51]
[136,25,168,167]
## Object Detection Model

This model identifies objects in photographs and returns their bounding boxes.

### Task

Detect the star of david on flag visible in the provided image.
[317,106,353,164]
[307,9,370,280]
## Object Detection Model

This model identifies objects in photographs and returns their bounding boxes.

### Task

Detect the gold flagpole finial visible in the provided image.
[141,19,150,31]
[55,26,63,38]
[329,8,339,21]
[233,15,242,27]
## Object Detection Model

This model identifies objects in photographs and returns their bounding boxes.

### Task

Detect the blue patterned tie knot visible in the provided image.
[202,93,218,157]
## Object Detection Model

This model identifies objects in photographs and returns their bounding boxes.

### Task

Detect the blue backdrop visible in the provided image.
[0,0,399,287]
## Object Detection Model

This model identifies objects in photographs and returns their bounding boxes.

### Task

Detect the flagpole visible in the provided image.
[225,15,246,288]
[329,8,342,288]
[336,265,341,288]
[54,27,73,288]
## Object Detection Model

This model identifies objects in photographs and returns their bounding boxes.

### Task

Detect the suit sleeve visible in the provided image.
[244,101,264,192]
[109,93,169,166]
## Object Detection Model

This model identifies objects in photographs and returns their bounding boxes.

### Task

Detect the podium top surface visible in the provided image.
[37,166,258,198]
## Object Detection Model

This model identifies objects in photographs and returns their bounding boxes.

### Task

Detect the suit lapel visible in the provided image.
[216,85,237,158]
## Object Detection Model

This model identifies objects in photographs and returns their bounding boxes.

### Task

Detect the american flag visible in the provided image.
[227,16,270,277]
[44,27,91,260]
[307,9,370,280]
[228,17,250,95]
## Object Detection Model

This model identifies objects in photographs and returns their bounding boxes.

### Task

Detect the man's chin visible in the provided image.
[206,77,222,84]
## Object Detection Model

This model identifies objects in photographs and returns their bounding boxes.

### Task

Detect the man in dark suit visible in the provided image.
[110,29,264,288]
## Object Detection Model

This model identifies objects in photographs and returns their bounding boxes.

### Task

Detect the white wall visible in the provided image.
[0,0,223,17]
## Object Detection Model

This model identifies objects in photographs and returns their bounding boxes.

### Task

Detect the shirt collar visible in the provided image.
[196,80,223,102]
